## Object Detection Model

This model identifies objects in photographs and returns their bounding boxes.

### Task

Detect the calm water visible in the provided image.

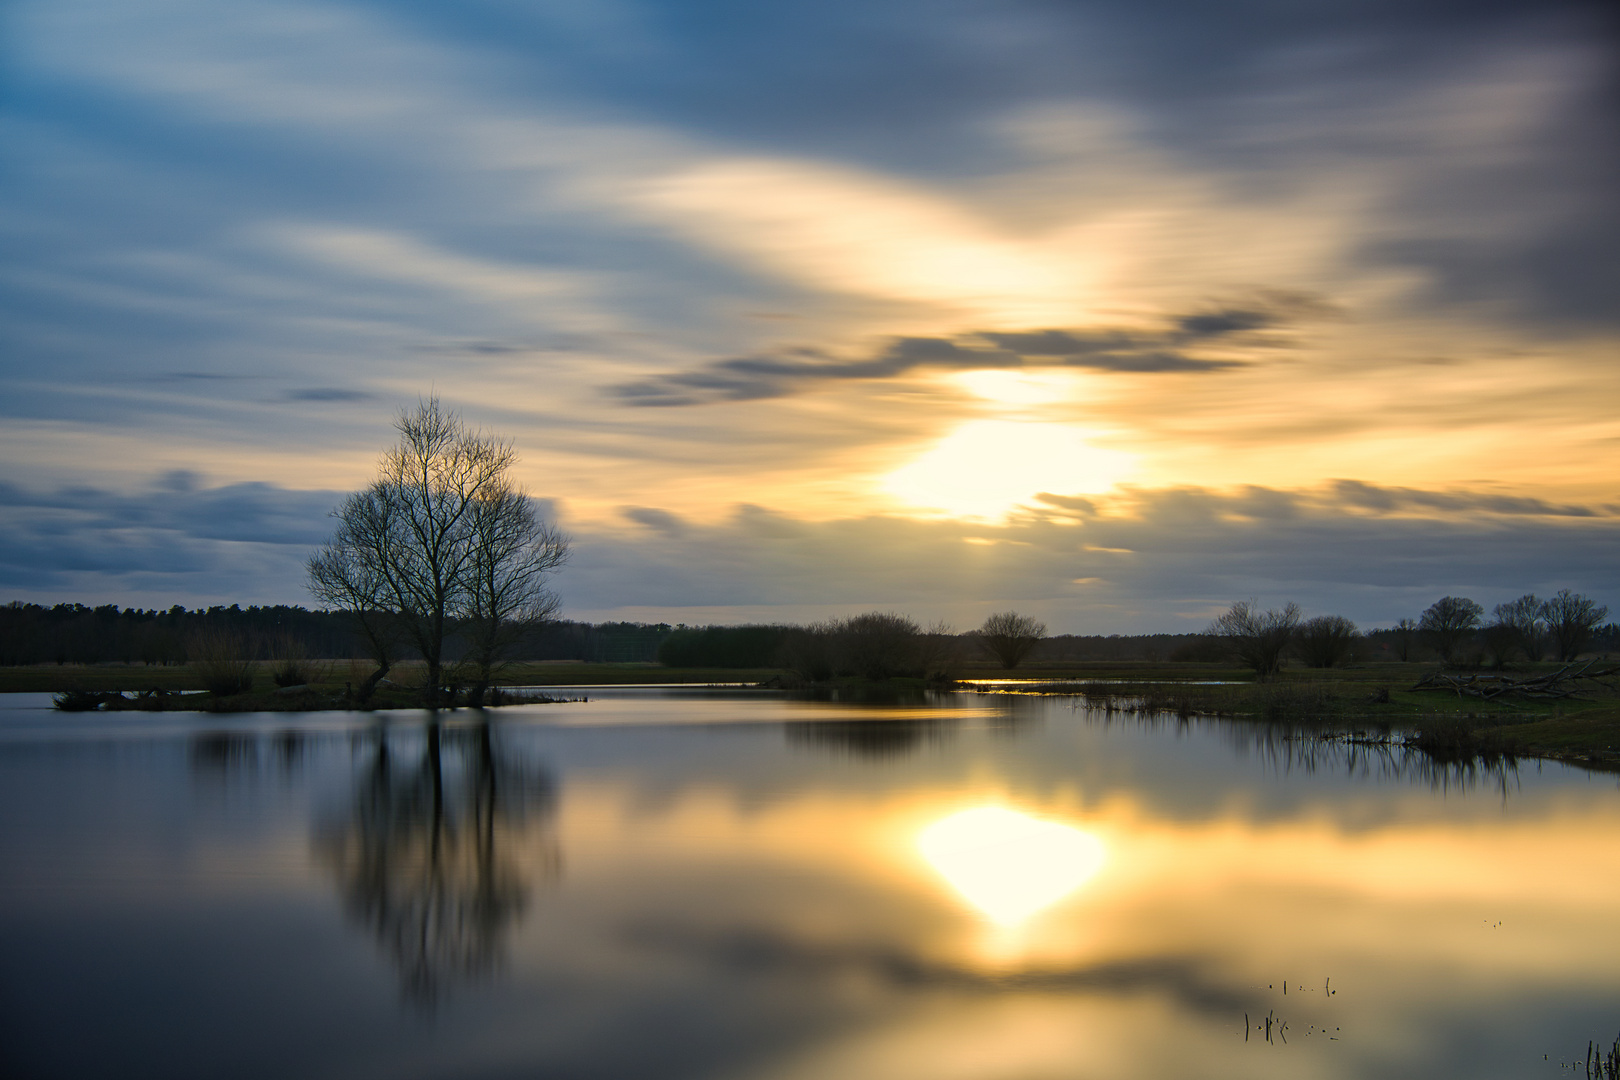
[2,688,1617,1079]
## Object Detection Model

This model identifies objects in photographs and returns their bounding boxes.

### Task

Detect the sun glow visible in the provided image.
[918,806,1106,926]
[882,420,1134,519]
[952,370,1077,405]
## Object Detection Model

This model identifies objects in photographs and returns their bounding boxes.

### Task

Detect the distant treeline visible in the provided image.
[7,600,1615,671]
[0,602,676,666]
[656,625,1238,667]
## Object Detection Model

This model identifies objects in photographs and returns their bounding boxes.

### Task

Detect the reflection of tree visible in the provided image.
[316,719,559,1005]
[786,716,956,759]
[1082,710,1523,795]
[189,731,258,785]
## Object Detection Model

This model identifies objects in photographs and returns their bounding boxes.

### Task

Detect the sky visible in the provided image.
[1,0,1617,633]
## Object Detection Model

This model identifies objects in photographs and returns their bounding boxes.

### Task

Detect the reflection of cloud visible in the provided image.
[624,921,1254,1015]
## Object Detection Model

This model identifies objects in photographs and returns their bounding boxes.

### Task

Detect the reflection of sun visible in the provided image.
[918,806,1106,926]
[882,420,1134,519]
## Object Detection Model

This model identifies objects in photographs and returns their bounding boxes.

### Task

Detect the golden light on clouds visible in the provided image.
[917,806,1106,926]
[951,369,1079,405]
[882,419,1135,518]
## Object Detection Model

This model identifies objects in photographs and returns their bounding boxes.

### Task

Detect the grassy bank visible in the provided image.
[0,660,777,695]
[10,658,1617,768]
[974,661,1620,770]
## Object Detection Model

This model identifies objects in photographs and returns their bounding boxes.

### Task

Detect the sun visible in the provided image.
[881,419,1134,519]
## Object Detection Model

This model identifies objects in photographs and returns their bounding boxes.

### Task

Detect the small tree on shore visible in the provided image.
[977,611,1047,670]
[460,483,568,706]
[308,397,568,704]
[1542,589,1609,662]
[1419,596,1483,665]
[1208,600,1300,680]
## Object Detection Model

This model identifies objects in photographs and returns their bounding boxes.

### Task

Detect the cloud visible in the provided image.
[621,506,688,536]
[1329,479,1598,518]
[609,307,1280,405]
[557,484,1619,630]
[285,387,373,402]
[2,473,1613,628]
[0,477,342,607]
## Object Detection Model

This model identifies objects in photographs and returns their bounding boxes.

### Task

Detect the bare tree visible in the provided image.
[460,484,569,706]
[1391,617,1419,662]
[307,494,405,702]
[1479,619,1518,670]
[835,612,921,680]
[1295,615,1357,668]
[1419,596,1483,665]
[1541,589,1609,662]
[309,397,566,704]
[977,611,1047,670]
[1207,600,1301,680]
[1492,594,1546,661]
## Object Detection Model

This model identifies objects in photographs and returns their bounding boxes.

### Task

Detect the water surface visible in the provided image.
[2,689,1616,1079]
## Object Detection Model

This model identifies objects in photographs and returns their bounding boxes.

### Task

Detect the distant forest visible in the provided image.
[4,600,1615,669]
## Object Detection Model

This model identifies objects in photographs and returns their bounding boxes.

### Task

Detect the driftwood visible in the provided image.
[1411,660,1618,701]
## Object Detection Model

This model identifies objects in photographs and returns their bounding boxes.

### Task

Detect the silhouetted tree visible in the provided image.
[308,397,566,703]
[1541,589,1609,662]
[461,484,568,706]
[1479,619,1518,670]
[1295,615,1357,668]
[1419,596,1483,665]
[836,612,921,680]
[1391,617,1419,662]
[976,611,1047,670]
[1207,600,1301,680]
[1492,594,1546,662]
[307,526,405,701]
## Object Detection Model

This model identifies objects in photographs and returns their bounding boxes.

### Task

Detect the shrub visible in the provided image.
[1295,615,1358,668]
[833,612,921,680]
[976,611,1047,670]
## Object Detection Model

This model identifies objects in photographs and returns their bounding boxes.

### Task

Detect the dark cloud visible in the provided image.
[3,475,1613,628]
[558,483,1619,629]
[0,478,342,605]
[1330,479,1598,518]
[610,309,1272,405]
[284,387,374,402]
[626,920,1254,1014]
[621,506,688,536]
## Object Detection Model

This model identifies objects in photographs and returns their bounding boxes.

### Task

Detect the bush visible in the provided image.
[976,611,1047,670]
[657,625,792,668]
[834,612,921,680]
[1295,615,1358,668]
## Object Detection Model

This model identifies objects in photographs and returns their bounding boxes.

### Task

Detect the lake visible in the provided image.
[2,687,1617,1079]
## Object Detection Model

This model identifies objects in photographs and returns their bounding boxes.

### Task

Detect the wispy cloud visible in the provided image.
[609,299,1316,405]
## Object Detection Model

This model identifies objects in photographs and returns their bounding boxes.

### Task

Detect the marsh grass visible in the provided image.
[188,628,255,697]
[270,634,319,688]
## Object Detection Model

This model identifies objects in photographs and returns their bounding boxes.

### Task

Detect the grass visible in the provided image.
[12,657,1618,768]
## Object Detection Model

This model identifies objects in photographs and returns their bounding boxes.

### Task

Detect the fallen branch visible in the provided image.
[1411,661,1618,701]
